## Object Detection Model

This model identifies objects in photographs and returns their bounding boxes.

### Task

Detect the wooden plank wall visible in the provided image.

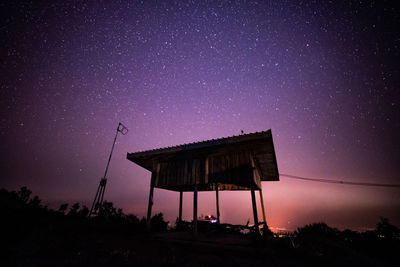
[208,151,254,186]
[154,150,261,190]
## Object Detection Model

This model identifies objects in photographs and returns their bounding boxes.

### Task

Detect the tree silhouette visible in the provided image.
[17,186,31,203]
[78,205,89,217]
[150,213,168,231]
[28,195,41,209]
[58,203,69,214]
[376,217,400,239]
[68,203,80,216]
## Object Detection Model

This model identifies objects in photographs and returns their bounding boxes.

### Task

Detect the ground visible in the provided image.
[1,187,399,266]
[3,230,398,266]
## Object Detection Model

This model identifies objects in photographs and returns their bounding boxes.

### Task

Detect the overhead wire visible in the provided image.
[279,173,400,188]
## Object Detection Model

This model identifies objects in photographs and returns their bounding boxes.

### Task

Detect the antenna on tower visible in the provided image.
[89,122,128,216]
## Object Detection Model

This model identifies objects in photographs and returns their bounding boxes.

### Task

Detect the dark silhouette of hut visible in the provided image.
[127,130,279,236]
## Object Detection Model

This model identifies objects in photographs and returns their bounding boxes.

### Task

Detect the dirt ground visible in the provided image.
[3,230,396,267]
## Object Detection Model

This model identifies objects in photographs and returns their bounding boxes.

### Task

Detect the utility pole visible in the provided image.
[89,122,128,216]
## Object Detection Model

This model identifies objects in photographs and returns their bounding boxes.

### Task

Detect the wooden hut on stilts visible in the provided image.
[127,130,279,238]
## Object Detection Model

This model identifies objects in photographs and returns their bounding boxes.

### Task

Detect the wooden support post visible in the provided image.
[259,188,267,226]
[250,187,260,235]
[146,173,155,230]
[178,190,183,224]
[216,183,220,223]
[193,184,198,239]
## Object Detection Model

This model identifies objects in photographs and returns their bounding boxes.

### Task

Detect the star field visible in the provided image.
[1,0,399,230]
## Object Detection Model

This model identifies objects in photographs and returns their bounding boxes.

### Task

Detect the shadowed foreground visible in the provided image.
[1,187,399,266]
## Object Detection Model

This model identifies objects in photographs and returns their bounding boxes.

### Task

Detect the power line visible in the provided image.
[279,173,400,188]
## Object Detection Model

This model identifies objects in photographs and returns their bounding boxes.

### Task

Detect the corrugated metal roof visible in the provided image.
[128,130,271,157]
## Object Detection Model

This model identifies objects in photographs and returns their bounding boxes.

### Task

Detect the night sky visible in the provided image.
[1,0,399,231]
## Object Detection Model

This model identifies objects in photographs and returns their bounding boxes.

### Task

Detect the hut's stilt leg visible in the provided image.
[146,174,155,230]
[193,184,198,239]
[259,188,267,226]
[216,183,220,223]
[250,187,260,235]
[178,190,183,224]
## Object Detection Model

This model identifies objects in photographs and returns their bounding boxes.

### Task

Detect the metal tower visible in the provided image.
[89,122,128,216]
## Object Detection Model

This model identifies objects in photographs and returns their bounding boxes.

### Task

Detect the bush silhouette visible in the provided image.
[68,202,80,216]
[296,222,339,238]
[78,205,89,217]
[150,213,168,231]
[58,203,68,214]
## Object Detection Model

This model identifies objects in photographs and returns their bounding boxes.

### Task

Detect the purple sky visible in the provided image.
[1,0,399,231]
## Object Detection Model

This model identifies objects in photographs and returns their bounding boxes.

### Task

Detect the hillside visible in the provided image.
[1,187,399,266]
